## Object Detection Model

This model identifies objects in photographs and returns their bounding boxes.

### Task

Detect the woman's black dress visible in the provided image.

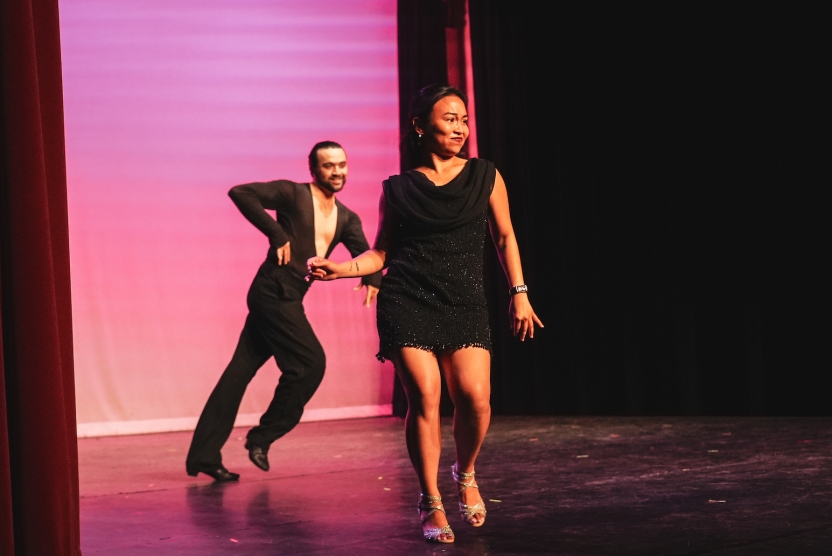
[376,158,496,362]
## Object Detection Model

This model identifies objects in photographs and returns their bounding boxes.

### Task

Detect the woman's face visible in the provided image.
[415,95,469,158]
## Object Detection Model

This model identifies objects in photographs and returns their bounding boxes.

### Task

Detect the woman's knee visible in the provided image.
[454,386,491,416]
[404,383,442,417]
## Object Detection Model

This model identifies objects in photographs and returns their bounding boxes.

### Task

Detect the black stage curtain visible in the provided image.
[392,0,452,417]
[468,3,829,415]
[0,1,82,554]
[397,0,448,175]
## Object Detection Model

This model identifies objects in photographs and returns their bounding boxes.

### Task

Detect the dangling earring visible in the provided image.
[417,133,422,145]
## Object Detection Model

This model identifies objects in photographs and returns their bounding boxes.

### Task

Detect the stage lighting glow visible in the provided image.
[61,0,399,436]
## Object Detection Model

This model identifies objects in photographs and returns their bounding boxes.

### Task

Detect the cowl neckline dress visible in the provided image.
[376,158,496,361]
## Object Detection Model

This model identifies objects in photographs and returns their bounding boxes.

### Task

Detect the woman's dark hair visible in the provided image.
[308,140,344,172]
[401,84,468,169]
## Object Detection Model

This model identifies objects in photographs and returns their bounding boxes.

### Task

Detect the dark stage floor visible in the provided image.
[79,416,832,555]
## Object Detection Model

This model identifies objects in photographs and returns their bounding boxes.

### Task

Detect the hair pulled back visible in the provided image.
[308,140,344,172]
[401,84,468,169]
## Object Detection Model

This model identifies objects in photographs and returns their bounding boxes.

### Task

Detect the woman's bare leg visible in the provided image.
[439,346,491,526]
[390,347,452,540]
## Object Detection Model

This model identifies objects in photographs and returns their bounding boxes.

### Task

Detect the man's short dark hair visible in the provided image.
[309,141,344,172]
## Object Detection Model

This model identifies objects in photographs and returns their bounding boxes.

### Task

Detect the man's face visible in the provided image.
[311,147,348,193]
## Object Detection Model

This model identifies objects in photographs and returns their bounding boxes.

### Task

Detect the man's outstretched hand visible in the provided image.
[306,256,338,281]
[355,283,379,307]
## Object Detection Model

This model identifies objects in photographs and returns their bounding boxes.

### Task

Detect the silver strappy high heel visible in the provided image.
[452,462,487,527]
[417,493,455,543]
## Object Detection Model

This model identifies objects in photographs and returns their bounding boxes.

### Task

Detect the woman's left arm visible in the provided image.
[487,169,544,340]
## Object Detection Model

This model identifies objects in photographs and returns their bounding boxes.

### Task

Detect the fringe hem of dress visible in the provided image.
[376,342,492,363]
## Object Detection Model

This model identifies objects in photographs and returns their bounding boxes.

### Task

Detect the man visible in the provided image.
[186,141,381,481]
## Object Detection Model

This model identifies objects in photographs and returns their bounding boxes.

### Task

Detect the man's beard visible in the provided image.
[317,178,344,193]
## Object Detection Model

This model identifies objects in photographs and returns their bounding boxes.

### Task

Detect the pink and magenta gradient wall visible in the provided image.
[60,0,399,436]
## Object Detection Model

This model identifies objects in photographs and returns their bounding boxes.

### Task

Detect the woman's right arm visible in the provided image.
[307,192,392,281]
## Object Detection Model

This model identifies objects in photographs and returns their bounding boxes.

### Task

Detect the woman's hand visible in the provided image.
[306,256,344,282]
[509,294,544,341]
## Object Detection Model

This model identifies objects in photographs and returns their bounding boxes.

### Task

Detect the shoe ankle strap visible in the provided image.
[452,463,477,482]
[418,493,446,519]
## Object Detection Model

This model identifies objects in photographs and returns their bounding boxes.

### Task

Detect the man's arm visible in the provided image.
[228,181,294,252]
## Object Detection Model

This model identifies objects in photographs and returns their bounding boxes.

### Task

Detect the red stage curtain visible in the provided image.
[0,0,81,554]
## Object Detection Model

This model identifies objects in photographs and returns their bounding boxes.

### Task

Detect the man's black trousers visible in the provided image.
[186,264,325,472]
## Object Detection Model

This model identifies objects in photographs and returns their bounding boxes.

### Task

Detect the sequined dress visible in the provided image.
[376,158,496,362]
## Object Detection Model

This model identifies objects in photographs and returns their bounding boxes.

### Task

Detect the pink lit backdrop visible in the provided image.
[60,0,399,436]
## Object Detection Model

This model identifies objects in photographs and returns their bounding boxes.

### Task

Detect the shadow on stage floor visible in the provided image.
[79,415,832,555]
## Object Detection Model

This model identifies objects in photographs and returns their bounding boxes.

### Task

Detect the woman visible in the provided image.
[307,84,543,543]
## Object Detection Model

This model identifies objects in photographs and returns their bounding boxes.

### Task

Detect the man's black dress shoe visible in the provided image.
[186,464,240,482]
[245,441,270,471]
